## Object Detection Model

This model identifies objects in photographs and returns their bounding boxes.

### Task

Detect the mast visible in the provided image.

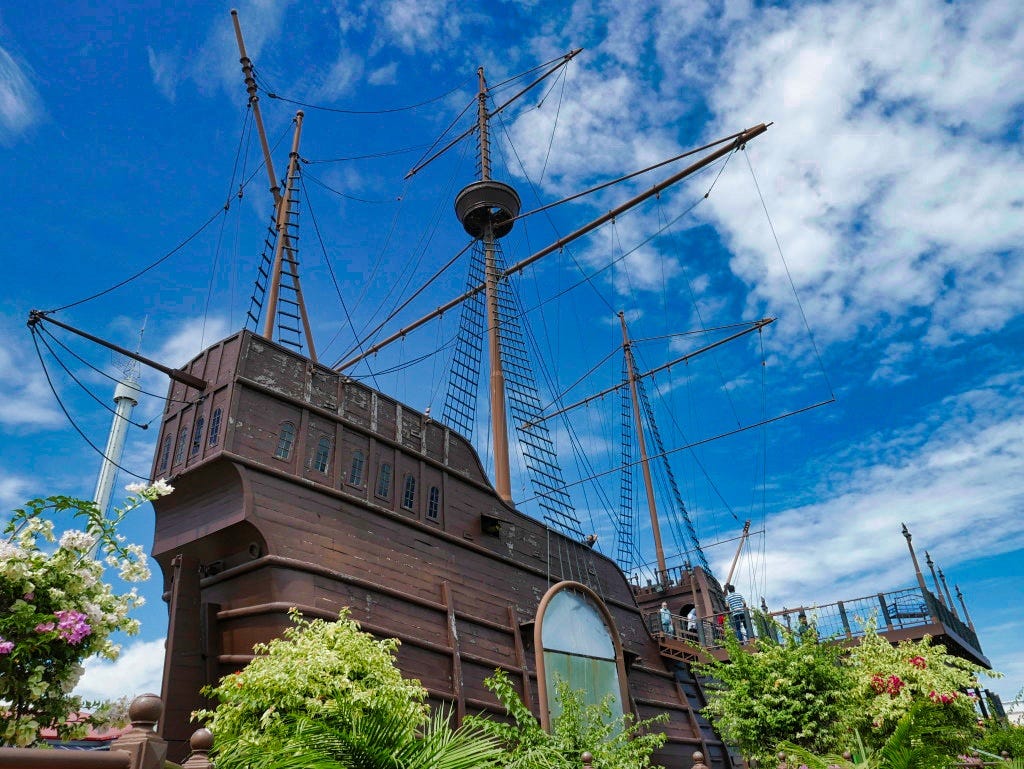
[479,68,511,503]
[232,11,316,360]
[453,68,522,504]
[723,519,752,587]
[619,312,667,583]
[231,9,280,206]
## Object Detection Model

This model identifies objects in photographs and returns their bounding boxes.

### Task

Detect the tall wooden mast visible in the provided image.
[619,311,667,582]
[452,68,523,504]
[232,10,317,362]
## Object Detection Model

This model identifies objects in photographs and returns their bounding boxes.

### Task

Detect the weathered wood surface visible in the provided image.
[152,331,733,766]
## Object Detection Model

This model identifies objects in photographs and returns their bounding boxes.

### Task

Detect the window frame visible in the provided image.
[401,473,416,510]
[174,426,189,464]
[313,436,331,474]
[348,450,365,486]
[190,416,205,457]
[274,421,296,460]
[375,462,393,499]
[427,486,440,521]
[208,408,222,446]
[533,580,630,731]
[158,434,172,471]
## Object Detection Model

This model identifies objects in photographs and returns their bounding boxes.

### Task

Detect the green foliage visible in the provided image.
[465,669,667,769]
[847,626,986,755]
[196,609,436,768]
[694,621,858,765]
[1,486,168,746]
[779,702,971,768]
[975,721,1024,759]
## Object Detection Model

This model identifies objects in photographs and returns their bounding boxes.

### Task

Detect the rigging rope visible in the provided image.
[29,328,149,481]
[257,68,475,115]
[744,149,835,399]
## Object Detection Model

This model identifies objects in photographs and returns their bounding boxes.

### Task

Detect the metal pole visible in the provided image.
[620,312,667,583]
[938,567,957,618]
[93,378,141,513]
[955,585,976,631]
[924,551,946,607]
[901,523,932,601]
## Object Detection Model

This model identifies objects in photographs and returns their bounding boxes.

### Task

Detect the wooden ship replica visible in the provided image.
[27,15,782,768]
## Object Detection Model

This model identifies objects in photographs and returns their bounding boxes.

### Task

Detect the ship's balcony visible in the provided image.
[645,585,989,668]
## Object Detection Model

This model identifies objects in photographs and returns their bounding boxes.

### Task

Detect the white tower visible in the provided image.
[93,367,141,515]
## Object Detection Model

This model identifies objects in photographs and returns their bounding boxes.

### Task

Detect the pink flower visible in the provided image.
[909,655,927,669]
[54,610,92,645]
[35,622,56,633]
[0,638,14,654]
[887,675,905,696]
[23,592,34,601]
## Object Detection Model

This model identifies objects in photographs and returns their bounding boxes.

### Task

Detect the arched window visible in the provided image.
[375,462,392,499]
[158,435,172,471]
[401,474,416,510]
[190,417,205,456]
[314,436,331,473]
[208,408,222,446]
[427,486,440,520]
[534,582,628,729]
[174,426,188,464]
[348,450,365,485]
[274,422,295,460]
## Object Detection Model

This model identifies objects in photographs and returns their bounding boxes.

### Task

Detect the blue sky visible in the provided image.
[2,0,1022,711]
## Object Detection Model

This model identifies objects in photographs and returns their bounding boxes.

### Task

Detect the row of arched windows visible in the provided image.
[281,439,442,521]
[160,408,223,472]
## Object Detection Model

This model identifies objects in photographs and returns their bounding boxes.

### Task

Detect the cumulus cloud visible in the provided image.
[75,639,166,702]
[0,44,43,144]
[698,0,1024,355]
[721,371,1024,608]
[0,324,64,430]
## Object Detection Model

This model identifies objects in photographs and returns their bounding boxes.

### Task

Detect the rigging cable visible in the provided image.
[34,329,150,430]
[257,68,476,115]
[49,118,294,315]
[300,176,382,391]
[744,149,835,399]
[303,144,432,165]
[29,328,149,481]
[203,104,254,348]
[36,324,189,405]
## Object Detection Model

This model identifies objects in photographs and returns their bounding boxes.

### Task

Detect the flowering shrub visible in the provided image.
[0,481,172,747]
[848,623,988,751]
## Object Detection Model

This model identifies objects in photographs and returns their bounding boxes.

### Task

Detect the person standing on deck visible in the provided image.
[659,601,673,636]
[725,584,747,641]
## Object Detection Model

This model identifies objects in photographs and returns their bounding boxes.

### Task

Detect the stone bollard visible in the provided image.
[181,728,214,769]
[110,694,169,769]
[581,751,593,769]
[691,751,708,769]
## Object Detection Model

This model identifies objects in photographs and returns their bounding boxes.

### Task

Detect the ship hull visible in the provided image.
[151,330,735,767]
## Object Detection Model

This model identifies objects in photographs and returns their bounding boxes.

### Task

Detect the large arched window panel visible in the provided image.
[534,581,629,730]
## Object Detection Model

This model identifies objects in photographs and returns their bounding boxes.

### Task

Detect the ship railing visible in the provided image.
[765,586,982,652]
[645,586,983,657]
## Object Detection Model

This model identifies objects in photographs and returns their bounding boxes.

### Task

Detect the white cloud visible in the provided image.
[75,639,166,702]
[155,316,231,369]
[725,371,1024,608]
[0,325,64,430]
[146,46,178,102]
[0,473,31,510]
[697,0,1024,357]
[378,0,464,54]
[0,44,43,144]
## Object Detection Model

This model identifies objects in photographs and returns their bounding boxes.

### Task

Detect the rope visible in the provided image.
[29,328,149,481]
[744,149,835,399]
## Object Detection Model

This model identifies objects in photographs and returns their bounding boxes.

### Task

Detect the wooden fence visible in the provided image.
[0,695,210,769]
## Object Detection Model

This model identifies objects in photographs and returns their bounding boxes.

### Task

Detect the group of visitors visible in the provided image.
[657,583,750,642]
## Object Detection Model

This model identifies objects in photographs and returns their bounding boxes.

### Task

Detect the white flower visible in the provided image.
[59,529,96,551]
[150,478,174,496]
